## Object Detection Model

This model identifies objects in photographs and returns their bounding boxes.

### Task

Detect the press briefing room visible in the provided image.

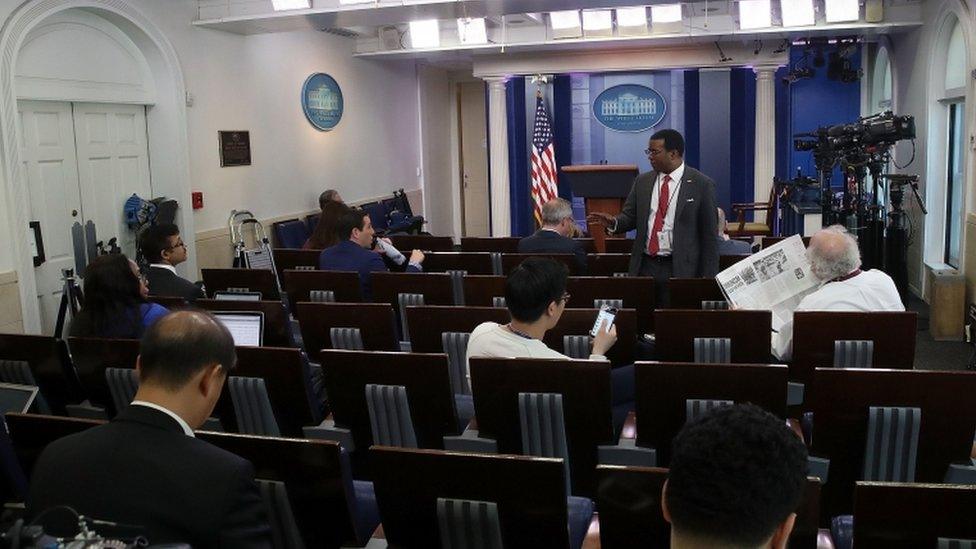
[0,0,973,547]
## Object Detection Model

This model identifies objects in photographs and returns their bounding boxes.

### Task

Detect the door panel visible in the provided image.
[18,101,84,334]
[73,103,152,258]
[459,82,490,237]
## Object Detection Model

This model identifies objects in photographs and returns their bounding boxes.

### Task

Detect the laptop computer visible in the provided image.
[213,312,264,347]
[213,291,263,301]
[0,383,38,414]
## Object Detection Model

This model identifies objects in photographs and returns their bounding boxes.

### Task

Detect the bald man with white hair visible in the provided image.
[772,225,904,360]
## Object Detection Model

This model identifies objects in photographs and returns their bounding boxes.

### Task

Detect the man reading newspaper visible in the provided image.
[716,226,903,361]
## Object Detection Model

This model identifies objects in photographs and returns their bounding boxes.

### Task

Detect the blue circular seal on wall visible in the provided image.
[593,84,667,133]
[301,73,343,131]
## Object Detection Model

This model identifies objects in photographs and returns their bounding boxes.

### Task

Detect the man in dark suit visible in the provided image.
[716,207,754,255]
[319,208,425,300]
[588,129,718,306]
[139,223,205,301]
[518,198,588,274]
[28,310,272,547]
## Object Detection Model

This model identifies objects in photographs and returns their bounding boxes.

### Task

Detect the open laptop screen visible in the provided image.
[0,383,38,414]
[213,312,264,347]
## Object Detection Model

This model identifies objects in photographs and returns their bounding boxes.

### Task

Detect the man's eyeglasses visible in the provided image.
[644,147,666,157]
[557,293,572,304]
[165,241,187,250]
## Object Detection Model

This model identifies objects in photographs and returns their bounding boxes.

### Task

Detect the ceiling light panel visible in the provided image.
[739,0,772,30]
[825,0,860,23]
[650,4,682,24]
[457,17,488,45]
[616,6,648,36]
[409,19,440,48]
[550,10,582,39]
[582,9,613,37]
[271,0,309,10]
[780,0,815,27]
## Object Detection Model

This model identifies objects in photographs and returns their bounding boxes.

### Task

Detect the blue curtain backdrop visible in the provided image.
[506,77,531,237]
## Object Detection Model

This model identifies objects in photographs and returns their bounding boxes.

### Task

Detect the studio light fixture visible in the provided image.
[409,19,440,48]
[738,0,772,30]
[457,17,488,45]
[650,4,682,24]
[780,0,815,27]
[825,0,860,23]
[550,10,582,39]
[271,0,310,10]
[582,10,613,37]
[616,7,648,35]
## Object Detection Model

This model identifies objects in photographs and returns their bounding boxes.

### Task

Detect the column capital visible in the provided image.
[752,65,780,77]
[483,76,509,87]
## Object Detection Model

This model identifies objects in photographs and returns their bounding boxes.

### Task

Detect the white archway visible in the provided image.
[0,0,192,333]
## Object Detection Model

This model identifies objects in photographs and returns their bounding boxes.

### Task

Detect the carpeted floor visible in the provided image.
[908,295,973,371]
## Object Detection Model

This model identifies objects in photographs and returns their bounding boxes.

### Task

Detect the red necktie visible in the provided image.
[647,175,671,255]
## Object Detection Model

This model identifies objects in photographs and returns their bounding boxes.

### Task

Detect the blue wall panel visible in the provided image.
[507,77,532,237]
[698,70,732,214]
[730,68,757,215]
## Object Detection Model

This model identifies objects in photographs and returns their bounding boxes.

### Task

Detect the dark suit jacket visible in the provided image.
[319,240,420,301]
[27,405,271,547]
[517,229,588,274]
[613,165,719,278]
[717,236,753,255]
[146,265,205,301]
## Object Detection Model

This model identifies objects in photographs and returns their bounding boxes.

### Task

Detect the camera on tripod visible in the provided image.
[793,111,915,154]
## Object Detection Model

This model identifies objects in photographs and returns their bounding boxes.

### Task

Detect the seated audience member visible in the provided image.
[138,223,205,301]
[772,225,904,360]
[518,198,588,274]
[319,188,344,208]
[318,208,424,300]
[69,254,168,339]
[466,258,633,429]
[716,207,753,255]
[304,200,351,249]
[28,310,272,547]
[664,404,808,549]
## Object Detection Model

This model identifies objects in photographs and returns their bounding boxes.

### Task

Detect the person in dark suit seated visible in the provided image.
[138,224,205,301]
[664,404,807,549]
[29,310,272,547]
[716,207,754,255]
[319,208,425,300]
[69,254,168,339]
[517,198,588,274]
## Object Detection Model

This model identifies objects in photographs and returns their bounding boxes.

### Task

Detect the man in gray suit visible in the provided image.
[589,129,718,306]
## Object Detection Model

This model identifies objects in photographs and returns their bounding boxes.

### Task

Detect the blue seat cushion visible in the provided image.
[352,480,380,542]
[567,496,594,549]
[454,393,474,431]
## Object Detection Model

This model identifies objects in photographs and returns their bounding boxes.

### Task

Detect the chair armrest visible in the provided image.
[65,401,108,420]
[944,463,976,484]
[808,456,830,483]
[443,426,498,453]
[598,439,657,467]
[304,417,355,451]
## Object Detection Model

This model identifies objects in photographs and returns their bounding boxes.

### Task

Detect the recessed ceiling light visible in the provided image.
[825,0,860,23]
[271,0,310,10]
[550,10,582,39]
[409,19,440,48]
[780,0,816,27]
[650,4,682,24]
[739,0,772,30]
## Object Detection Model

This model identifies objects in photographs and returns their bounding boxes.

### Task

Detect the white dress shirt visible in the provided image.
[771,269,905,360]
[149,263,177,274]
[646,163,685,256]
[130,400,195,437]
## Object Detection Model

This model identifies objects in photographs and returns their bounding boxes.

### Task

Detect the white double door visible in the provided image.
[18,100,152,334]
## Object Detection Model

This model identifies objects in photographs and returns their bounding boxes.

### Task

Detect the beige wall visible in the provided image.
[0,271,24,334]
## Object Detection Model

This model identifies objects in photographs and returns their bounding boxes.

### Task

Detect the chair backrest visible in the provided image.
[460,237,520,253]
[834,340,874,368]
[459,275,507,307]
[939,539,976,549]
[104,368,139,416]
[405,306,508,354]
[257,479,306,549]
[693,337,732,364]
[851,482,976,548]
[562,335,590,360]
[518,392,571,494]
[67,337,140,415]
[310,290,335,303]
[272,220,311,250]
[283,270,363,309]
[0,359,50,414]
[397,293,425,343]
[0,335,80,416]
[863,406,921,482]
[296,302,398,353]
[448,270,466,305]
[544,308,638,366]
[654,310,771,364]
[270,248,320,282]
[593,298,624,309]
[228,376,281,437]
[566,276,655,333]
[441,332,472,395]
[202,268,280,301]
[421,253,494,275]
[493,296,506,308]
[588,254,632,277]
[389,235,456,253]
[667,278,725,310]
[193,299,293,347]
[437,498,504,549]
[685,398,734,424]
[331,327,365,350]
[365,384,419,448]
[701,300,729,310]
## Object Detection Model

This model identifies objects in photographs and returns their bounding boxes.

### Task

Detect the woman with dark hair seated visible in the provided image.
[304,200,351,250]
[69,254,169,339]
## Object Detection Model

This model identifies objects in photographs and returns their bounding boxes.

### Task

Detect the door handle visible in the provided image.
[29,221,46,267]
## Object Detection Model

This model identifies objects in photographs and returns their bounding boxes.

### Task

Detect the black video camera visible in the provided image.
[793,111,915,153]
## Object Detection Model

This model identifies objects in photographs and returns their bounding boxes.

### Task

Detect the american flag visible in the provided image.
[530,91,559,226]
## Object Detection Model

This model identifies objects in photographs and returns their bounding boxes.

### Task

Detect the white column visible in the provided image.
[753,66,777,225]
[485,76,511,237]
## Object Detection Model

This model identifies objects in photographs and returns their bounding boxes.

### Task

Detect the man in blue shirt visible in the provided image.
[716,207,753,255]
[318,208,424,300]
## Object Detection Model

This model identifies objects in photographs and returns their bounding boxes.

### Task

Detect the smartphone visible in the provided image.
[590,305,618,337]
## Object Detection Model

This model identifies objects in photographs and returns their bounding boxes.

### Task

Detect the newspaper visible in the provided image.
[715,234,819,331]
